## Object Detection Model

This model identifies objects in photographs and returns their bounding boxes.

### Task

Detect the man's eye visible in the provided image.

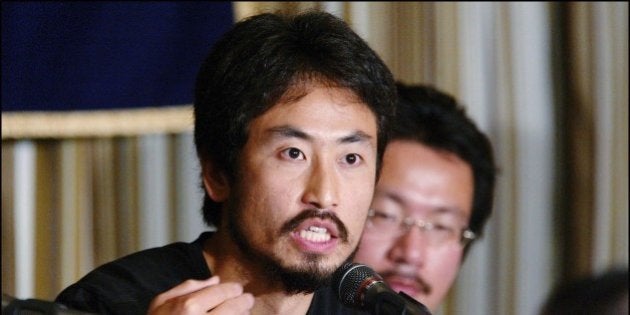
[281,147,305,160]
[433,224,454,233]
[343,153,361,165]
[373,211,398,222]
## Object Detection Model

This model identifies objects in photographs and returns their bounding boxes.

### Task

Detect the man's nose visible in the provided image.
[301,158,340,210]
[389,226,428,266]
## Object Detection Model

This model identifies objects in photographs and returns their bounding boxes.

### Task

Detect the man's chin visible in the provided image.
[283,246,354,270]
[272,257,336,294]
[274,249,359,293]
[409,292,441,313]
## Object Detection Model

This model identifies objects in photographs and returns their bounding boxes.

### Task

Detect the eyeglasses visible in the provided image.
[365,208,476,247]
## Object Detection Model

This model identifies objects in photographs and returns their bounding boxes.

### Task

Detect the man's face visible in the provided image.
[353,140,474,311]
[228,85,379,292]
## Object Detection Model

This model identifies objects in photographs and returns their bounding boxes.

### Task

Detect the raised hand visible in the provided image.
[147,276,254,314]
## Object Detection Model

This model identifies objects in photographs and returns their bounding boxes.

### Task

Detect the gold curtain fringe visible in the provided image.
[1,105,194,139]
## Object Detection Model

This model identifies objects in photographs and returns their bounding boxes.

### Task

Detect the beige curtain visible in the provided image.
[2,2,627,315]
[2,117,207,300]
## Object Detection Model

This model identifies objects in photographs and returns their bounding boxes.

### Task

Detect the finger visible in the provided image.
[149,282,247,314]
[193,282,246,310]
[208,293,255,315]
[150,276,220,309]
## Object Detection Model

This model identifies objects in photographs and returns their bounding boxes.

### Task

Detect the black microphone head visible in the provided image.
[332,262,382,308]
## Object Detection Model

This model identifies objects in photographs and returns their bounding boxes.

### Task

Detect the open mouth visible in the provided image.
[294,218,340,241]
[291,218,341,253]
[299,225,332,242]
[281,209,349,254]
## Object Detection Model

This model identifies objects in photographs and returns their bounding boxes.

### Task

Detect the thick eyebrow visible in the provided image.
[267,125,311,140]
[339,131,373,145]
[266,125,373,145]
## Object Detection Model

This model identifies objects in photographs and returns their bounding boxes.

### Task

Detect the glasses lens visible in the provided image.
[366,209,472,247]
[367,210,402,237]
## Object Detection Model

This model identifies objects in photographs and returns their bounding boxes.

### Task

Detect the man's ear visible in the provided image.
[202,161,230,202]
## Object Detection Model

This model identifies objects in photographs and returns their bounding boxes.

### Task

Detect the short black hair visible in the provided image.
[393,82,497,246]
[194,11,396,227]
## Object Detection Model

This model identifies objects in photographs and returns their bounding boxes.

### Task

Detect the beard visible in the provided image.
[225,191,356,294]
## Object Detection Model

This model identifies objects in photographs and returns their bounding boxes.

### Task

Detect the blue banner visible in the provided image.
[2,2,234,111]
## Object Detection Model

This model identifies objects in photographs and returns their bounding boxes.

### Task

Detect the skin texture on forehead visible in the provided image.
[376,141,472,220]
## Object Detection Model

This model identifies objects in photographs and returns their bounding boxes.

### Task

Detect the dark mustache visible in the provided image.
[280,209,349,241]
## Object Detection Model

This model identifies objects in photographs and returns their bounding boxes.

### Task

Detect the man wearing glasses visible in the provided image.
[353,82,497,312]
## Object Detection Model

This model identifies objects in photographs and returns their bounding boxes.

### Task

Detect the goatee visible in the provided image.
[226,199,355,294]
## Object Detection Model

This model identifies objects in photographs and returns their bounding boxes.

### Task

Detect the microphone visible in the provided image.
[332,262,432,315]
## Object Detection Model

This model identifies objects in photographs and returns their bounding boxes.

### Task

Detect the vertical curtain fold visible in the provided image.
[1,143,16,297]
[114,137,140,256]
[34,141,59,298]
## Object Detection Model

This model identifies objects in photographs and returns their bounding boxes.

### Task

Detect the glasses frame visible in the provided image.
[366,208,477,246]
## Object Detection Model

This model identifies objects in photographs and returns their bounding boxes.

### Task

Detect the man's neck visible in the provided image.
[202,230,315,315]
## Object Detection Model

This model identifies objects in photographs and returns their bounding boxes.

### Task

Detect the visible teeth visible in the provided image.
[299,226,331,242]
[308,226,327,233]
